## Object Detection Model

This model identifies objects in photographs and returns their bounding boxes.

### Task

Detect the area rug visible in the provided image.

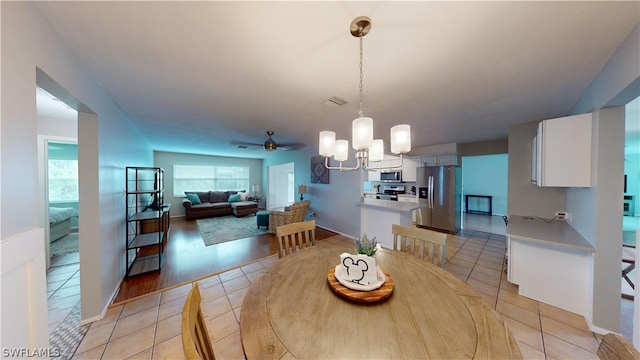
[50,233,79,257]
[197,215,268,246]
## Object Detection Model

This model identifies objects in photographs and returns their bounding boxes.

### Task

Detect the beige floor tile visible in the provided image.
[499,279,519,294]
[219,268,244,282]
[452,252,480,264]
[151,334,184,359]
[496,300,541,330]
[201,295,232,319]
[200,283,226,301]
[471,263,502,278]
[502,316,544,352]
[477,291,497,308]
[102,324,155,359]
[448,257,476,269]
[246,271,264,283]
[71,344,106,359]
[91,305,123,329]
[154,313,182,345]
[157,295,187,322]
[445,263,472,278]
[111,307,159,341]
[222,276,251,294]
[466,278,499,298]
[539,302,591,332]
[206,310,240,341]
[126,348,152,360]
[498,289,540,314]
[160,283,193,304]
[227,286,249,309]
[541,316,599,353]
[233,306,242,323]
[468,269,501,287]
[515,340,546,360]
[241,261,265,274]
[213,331,245,359]
[542,333,599,360]
[120,293,161,318]
[74,320,116,354]
[475,257,504,271]
[198,275,221,289]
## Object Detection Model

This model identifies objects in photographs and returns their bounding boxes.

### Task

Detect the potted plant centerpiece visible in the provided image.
[355,233,380,257]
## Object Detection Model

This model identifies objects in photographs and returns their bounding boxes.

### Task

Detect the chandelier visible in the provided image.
[318,16,411,171]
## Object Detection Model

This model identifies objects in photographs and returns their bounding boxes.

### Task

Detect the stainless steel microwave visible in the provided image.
[380,171,402,182]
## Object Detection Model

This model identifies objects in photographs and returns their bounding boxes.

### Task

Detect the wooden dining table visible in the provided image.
[240,235,522,359]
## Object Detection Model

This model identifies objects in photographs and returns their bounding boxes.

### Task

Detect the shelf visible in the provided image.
[125,167,165,280]
[128,211,163,221]
[127,254,162,277]
[128,232,164,249]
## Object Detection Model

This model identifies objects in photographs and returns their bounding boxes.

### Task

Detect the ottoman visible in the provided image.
[231,201,259,217]
[256,211,269,229]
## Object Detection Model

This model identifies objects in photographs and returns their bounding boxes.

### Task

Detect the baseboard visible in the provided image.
[79,276,123,326]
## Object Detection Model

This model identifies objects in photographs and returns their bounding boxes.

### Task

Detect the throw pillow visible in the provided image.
[239,191,249,201]
[228,193,241,203]
[186,193,201,205]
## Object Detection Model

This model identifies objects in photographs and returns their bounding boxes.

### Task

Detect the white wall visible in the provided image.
[262,147,363,237]
[1,3,153,350]
[567,23,640,333]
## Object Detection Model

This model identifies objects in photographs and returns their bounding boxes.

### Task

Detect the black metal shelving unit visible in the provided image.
[125,166,166,279]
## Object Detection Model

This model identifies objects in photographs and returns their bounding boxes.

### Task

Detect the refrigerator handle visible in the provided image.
[429,176,434,209]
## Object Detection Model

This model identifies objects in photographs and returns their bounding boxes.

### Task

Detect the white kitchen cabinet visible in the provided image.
[421,154,458,167]
[532,113,592,187]
[401,157,418,182]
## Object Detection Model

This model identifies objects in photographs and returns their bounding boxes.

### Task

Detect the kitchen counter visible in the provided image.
[358,198,425,249]
[505,215,594,317]
[506,215,594,253]
[358,197,425,212]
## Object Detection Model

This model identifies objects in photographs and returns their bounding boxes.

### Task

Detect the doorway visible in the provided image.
[267,162,295,209]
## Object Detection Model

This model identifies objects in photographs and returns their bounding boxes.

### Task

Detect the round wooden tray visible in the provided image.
[327,267,394,303]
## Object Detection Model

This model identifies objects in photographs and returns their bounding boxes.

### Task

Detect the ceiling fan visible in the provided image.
[231,130,305,151]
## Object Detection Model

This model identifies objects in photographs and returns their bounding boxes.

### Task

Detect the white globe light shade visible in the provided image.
[390,124,411,154]
[334,140,349,162]
[352,117,374,150]
[369,139,384,162]
[319,131,336,157]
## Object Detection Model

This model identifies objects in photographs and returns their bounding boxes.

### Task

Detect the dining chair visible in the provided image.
[275,219,316,258]
[181,283,215,360]
[596,332,640,360]
[392,224,448,268]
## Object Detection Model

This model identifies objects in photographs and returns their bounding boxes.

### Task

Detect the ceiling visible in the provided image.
[34,1,639,158]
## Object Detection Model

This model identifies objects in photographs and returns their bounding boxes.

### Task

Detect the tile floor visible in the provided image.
[67,229,616,359]
[47,214,636,359]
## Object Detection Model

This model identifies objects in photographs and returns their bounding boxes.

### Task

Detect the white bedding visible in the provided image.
[49,207,78,224]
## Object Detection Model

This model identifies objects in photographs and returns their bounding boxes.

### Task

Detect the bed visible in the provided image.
[49,207,78,242]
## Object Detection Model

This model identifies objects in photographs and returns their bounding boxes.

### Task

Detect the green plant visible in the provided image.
[355,233,379,257]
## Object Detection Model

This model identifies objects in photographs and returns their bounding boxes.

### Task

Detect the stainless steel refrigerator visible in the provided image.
[415,166,461,233]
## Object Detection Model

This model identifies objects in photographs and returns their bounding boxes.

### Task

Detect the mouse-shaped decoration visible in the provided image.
[339,253,377,285]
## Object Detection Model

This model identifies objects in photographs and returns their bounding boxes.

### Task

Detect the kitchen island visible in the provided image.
[358,198,426,249]
[506,215,594,316]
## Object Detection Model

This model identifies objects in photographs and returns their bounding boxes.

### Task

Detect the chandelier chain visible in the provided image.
[358,26,364,118]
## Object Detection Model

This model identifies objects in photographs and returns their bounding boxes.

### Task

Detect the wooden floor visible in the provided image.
[113,217,337,303]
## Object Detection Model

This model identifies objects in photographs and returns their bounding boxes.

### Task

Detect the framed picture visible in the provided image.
[311,156,329,184]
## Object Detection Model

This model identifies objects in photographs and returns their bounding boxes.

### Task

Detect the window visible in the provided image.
[48,159,79,202]
[174,164,250,196]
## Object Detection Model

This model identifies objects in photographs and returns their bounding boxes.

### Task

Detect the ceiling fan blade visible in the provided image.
[278,143,306,151]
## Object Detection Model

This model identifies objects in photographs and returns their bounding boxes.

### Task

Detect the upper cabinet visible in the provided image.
[401,157,419,182]
[532,113,592,187]
[421,154,459,166]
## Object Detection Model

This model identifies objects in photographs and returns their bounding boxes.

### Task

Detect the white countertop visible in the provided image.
[506,215,594,253]
[358,198,425,212]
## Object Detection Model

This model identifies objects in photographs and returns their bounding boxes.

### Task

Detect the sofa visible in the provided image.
[182,190,259,220]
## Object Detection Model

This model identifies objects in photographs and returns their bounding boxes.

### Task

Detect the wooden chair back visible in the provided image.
[182,283,215,360]
[596,333,640,360]
[275,220,316,258]
[392,224,448,268]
